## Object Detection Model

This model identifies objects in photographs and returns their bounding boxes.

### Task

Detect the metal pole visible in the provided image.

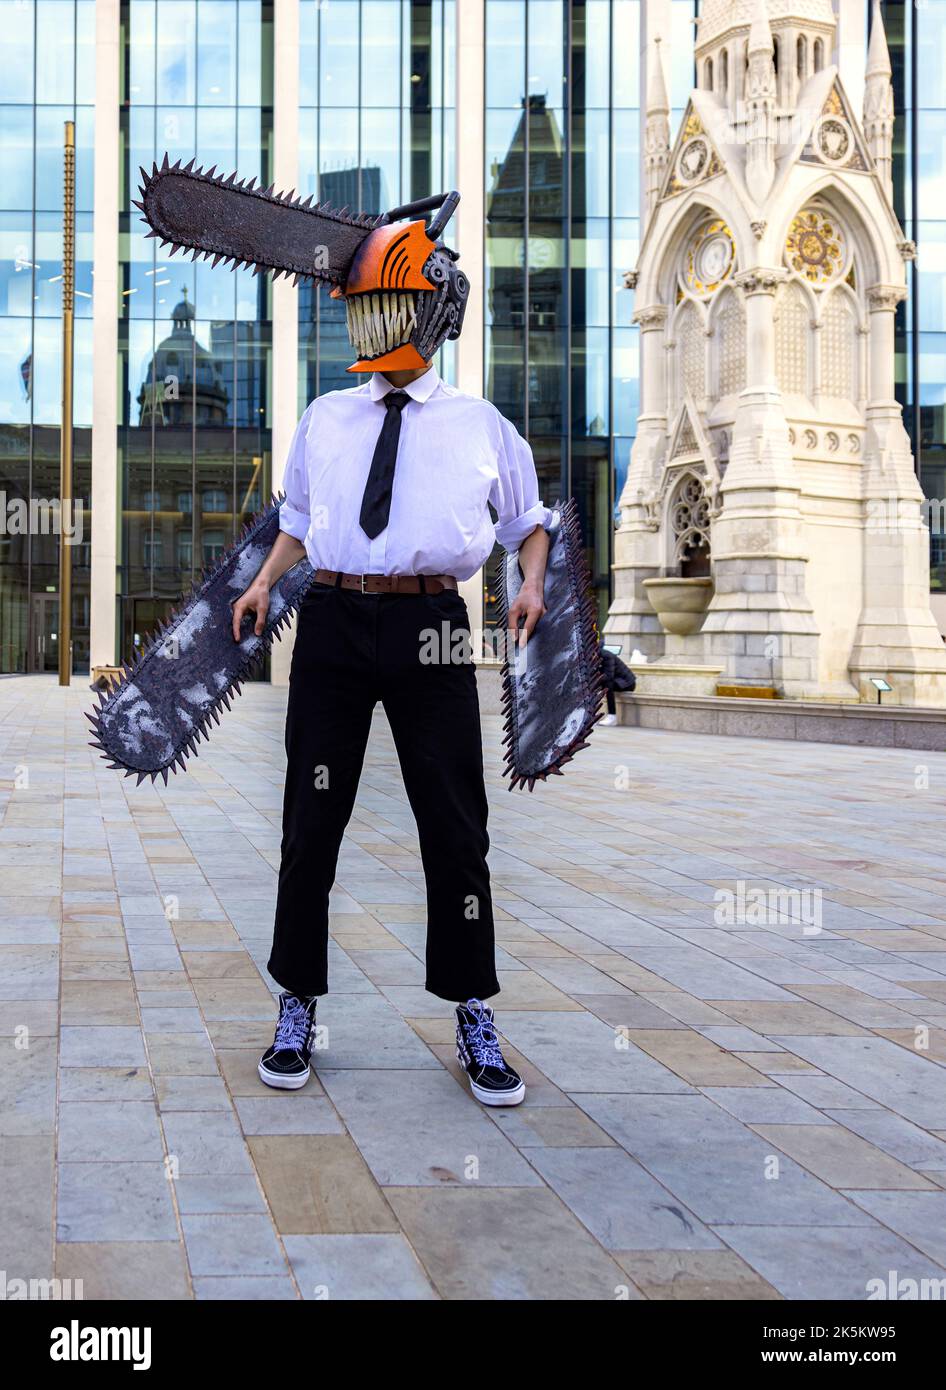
[59,120,75,687]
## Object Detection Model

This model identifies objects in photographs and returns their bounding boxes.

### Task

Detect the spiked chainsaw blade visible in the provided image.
[86,500,314,784]
[135,157,380,285]
[498,499,606,791]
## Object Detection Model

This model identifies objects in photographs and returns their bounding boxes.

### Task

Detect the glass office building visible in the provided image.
[119,0,273,660]
[0,0,95,673]
[881,0,946,595]
[296,0,456,405]
[0,0,942,673]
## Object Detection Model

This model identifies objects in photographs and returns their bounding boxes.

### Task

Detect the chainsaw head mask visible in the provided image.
[135,162,467,372]
[335,213,469,372]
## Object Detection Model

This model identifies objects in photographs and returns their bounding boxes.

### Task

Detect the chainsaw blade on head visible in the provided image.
[135,158,380,285]
[87,499,314,784]
[498,498,606,791]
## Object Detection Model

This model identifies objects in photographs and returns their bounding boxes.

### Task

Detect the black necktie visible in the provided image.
[359,391,410,540]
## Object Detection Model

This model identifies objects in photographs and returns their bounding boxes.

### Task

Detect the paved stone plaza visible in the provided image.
[3,673,946,1301]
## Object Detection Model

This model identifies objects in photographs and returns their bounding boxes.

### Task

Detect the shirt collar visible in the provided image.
[369,363,441,405]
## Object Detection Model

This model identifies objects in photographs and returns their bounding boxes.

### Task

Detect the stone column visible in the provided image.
[701,269,824,697]
[89,0,121,671]
[605,302,668,656]
[269,0,300,687]
[850,284,946,704]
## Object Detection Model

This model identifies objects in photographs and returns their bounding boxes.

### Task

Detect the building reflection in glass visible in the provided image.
[296,0,456,409]
[484,0,642,634]
[0,0,95,673]
[118,0,272,665]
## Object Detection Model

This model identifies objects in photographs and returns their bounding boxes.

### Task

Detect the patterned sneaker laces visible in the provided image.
[274,996,312,1052]
[464,999,505,1068]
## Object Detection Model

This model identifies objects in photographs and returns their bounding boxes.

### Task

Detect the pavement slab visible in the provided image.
[3,675,946,1299]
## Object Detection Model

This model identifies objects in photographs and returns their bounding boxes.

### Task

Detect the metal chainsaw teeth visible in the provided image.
[87,496,311,785]
[133,157,382,284]
[137,156,380,228]
[497,497,605,791]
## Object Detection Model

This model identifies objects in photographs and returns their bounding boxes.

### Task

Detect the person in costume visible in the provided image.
[229,193,550,1106]
[93,170,599,1099]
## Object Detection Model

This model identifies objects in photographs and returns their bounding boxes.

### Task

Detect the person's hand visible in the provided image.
[507,580,546,649]
[232,576,270,642]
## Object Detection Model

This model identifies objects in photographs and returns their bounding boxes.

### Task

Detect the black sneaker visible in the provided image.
[455,999,525,1106]
[258,992,318,1090]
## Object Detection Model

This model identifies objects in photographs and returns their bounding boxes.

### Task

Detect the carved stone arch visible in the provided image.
[818,281,861,403]
[650,196,750,309]
[665,470,713,577]
[774,278,815,398]
[671,297,708,407]
[709,284,745,403]
[774,179,890,291]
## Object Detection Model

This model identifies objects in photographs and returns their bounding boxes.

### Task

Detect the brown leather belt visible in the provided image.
[313,569,459,596]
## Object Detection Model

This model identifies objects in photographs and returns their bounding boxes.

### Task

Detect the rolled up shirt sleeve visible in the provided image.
[490,413,553,553]
[277,403,314,543]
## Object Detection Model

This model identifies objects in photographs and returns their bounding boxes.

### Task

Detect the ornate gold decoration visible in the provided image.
[664,106,724,197]
[785,209,846,285]
[824,87,844,117]
[683,218,736,297]
[801,85,867,171]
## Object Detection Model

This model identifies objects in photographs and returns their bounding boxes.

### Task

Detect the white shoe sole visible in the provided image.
[258,1059,311,1090]
[469,1076,526,1106]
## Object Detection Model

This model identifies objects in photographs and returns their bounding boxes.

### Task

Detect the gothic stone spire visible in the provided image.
[745,0,777,206]
[864,0,894,200]
[644,36,671,227]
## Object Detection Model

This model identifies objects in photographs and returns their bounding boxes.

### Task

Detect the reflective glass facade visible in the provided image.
[0,2,942,673]
[884,0,946,593]
[484,0,638,627]
[0,0,95,673]
[297,0,456,405]
[482,0,694,629]
[119,0,273,659]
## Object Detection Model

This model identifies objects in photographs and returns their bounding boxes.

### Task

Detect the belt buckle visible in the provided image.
[360,573,368,595]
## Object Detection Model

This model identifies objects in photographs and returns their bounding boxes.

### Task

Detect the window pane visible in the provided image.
[0,0,35,102]
[320,0,359,107]
[0,109,34,211]
[156,0,196,104]
[198,0,238,106]
[36,0,76,104]
[486,0,525,109]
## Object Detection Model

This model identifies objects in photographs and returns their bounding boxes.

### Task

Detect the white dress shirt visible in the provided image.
[278,364,551,581]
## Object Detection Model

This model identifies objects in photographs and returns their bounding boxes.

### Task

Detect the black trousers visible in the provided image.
[268,582,500,1003]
